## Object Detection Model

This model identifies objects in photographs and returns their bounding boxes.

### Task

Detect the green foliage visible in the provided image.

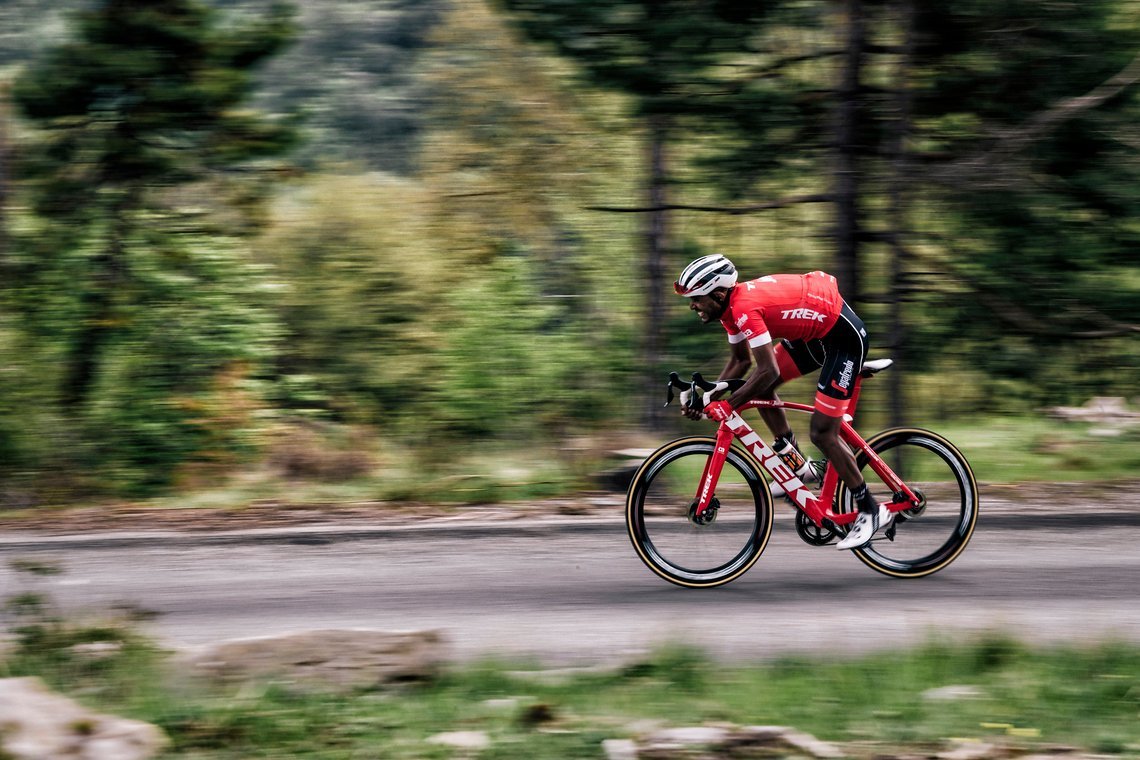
[2,0,297,496]
[249,1,638,453]
[432,253,612,440]
[0,214,282,497]
[13,0,297,202]
[895,0,1140,368]
[79,225,280,494]
[252,174,445,424]
[498,0,777,114]
[254,172,622,447]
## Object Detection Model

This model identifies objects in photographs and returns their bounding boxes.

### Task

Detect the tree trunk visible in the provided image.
[833,0,865,305]
[0,83,8,263]
[642,114,670,429]
[886,0,916,433]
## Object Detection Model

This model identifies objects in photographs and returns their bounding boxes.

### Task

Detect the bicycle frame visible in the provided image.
[691,377,921,528]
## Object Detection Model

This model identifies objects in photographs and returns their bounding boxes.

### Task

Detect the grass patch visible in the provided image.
[931,417,1140,483]
[3,625,1138,759]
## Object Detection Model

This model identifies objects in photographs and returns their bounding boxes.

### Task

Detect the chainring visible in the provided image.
[795,509,838,546]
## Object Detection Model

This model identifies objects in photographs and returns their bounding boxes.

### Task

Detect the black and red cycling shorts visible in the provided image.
[772,302,868,418]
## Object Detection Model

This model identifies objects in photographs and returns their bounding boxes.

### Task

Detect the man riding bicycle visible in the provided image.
[674,253,890,550]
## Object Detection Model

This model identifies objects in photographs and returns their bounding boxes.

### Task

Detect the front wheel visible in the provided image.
[626,437,774,588]
[837,428,979,578]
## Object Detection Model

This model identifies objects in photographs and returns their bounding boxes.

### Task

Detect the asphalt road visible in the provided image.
[2,508,1137,666]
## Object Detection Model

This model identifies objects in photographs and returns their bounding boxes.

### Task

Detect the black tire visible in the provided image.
[626,437,774,588]
[837,428,979,578]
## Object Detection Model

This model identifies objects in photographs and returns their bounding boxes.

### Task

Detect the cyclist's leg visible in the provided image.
[806,303,893,548]
[807,304,868,491]
[763,339,823,439]
[766,340,828,495]
[810,410,858,484]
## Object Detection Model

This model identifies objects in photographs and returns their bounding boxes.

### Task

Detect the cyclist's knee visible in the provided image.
[809,415,840,449]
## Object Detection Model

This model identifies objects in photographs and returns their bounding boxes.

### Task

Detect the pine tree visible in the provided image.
[892,0,1140,406]
[498,0,776,426]
[8,0,298,493]
[13,0,297,410]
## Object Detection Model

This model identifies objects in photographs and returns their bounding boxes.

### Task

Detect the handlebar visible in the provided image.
[664,372,746,411]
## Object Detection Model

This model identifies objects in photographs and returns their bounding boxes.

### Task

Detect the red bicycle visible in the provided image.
[626,360,979,588]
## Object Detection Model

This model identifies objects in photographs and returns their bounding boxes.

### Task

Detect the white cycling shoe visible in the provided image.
[836,503,894,550]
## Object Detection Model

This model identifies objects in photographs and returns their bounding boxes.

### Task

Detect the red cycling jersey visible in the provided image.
[719,271,844,347]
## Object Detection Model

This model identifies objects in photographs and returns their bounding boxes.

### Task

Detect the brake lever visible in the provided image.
[664,372,680,407]
[691,372,718,392]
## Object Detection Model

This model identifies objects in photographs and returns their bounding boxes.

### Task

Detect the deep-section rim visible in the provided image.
[625,436,774,588]
[839,427,979,578]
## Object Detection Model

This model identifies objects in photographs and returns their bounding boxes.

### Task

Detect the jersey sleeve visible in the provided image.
[721,313,746,344]
[722,309,771,347]
[724,324,747,344]
[739,310,772,348]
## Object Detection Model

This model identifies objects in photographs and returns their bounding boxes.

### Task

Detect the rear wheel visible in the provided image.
[838,428,978,578]
[626,437,774,588]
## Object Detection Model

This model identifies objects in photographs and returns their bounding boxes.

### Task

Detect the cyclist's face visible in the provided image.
[689,292,726,323]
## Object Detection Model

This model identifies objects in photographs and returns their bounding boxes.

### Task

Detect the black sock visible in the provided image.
[851,484,874,513]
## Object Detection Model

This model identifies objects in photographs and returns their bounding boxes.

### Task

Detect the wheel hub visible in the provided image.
[901,488,927,519]
[688,497,719,525]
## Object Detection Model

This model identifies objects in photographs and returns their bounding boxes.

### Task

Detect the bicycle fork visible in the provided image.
[691,425,737,521]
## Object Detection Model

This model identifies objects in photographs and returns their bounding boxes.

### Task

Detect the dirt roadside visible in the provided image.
[0,480,1136,536]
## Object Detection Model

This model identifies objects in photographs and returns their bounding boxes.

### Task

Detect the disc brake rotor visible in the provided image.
[687,497,720,526]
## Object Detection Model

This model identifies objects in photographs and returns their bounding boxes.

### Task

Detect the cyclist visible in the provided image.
[673,253,890,550]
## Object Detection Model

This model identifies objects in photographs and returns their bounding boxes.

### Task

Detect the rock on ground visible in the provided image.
[175,628,447,693]
[0,676,168,760]
[612,724,1108,760]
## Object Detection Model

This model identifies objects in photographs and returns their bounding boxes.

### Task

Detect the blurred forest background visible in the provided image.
[0,0,1136,506]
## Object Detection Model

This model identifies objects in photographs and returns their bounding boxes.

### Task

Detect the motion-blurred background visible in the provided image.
[0,0,1136,508]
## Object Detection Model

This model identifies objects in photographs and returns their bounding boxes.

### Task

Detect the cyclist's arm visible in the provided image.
[725,341,780,409]
[716,339,752,387]
[684,341,753,419]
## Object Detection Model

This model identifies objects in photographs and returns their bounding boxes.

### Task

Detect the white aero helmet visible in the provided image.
[673,254,738,297]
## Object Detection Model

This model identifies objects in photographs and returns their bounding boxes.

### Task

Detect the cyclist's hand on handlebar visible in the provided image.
[703,400,734,421]
[671,373,744,421]
[680,399,732,421]
[681,403,704,421]
[679,389,701,421]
